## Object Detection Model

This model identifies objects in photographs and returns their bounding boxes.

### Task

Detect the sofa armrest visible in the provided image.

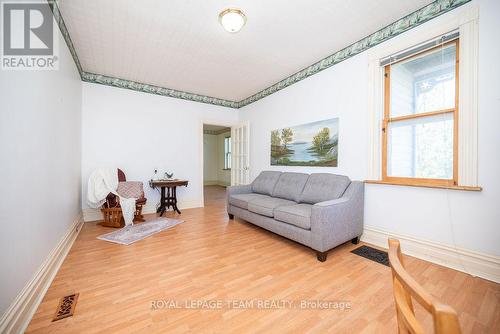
[226,184,252,208]
[313,197,349,207]
[310,181,364,252]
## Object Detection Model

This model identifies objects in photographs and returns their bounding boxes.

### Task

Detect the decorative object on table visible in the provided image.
[97,217,184,245]
[165,171,174,179]
[270,118,339,167]
[89,168,147,228]
[150,179,188,215]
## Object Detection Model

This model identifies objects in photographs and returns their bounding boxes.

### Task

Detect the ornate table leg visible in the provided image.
[167,187,172,211]
[158,186,166,216]
[172,186,181,214]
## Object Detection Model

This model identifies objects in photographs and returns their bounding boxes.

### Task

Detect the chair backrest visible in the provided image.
[117,168,126,182]
[388,239,462,334]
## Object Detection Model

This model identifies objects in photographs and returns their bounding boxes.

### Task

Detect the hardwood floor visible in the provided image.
[26,186,500,333]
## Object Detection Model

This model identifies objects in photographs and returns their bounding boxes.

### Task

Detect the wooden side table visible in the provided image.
[149,179,188,215]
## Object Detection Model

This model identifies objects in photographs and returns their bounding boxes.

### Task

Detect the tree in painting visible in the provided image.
[271,128,294,163]
[312,128,330,153]
[271,130,281,147]
[281,128,293,149]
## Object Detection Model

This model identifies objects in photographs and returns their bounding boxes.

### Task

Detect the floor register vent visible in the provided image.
[52,293,79,322]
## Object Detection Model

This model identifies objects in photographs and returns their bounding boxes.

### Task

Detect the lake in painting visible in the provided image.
[270,118,339,167]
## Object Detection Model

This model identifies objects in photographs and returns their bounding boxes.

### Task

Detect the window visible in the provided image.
[224,136,231,169]
[382,40,459,186]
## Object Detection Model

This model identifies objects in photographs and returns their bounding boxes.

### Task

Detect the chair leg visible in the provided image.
[134,204,146,222]
[352,236,360,245]
[316,251,327,262]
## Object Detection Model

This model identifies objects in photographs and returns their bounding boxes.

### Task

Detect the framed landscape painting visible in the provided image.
[270,118,339,167]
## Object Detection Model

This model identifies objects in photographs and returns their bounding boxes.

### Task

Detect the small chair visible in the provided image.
[388,239,462,334]
[101,169,147,227]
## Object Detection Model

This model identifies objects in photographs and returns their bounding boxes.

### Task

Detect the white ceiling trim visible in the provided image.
[48,0,471,109]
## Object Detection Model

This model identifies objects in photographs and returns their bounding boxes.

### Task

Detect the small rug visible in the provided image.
[97,218,183,245]
[351,245,389,267]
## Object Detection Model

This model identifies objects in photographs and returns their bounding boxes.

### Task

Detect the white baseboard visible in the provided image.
[0,213,84,334]
[361,226,500,283]
[82,199,202,222]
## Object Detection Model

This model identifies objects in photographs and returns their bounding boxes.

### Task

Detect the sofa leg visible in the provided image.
[351,236,360,245]
[316,251,327,262]
[228,213,234,220]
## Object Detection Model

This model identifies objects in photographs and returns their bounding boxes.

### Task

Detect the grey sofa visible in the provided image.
[226,171,364,261]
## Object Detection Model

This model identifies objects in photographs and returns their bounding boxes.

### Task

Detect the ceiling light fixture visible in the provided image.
[218,8,246,33]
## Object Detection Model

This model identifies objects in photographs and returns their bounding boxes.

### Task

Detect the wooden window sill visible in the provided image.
[364,180,482,191]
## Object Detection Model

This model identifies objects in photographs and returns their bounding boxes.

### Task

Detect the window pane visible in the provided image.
[224,137,231,169]
[387,113,453,179]
[390,43,456,117]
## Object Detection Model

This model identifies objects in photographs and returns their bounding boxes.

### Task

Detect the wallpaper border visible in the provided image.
[80,72,240,108]
[47,0,83,77]
[48,0,470,109]
[237,0,470,107]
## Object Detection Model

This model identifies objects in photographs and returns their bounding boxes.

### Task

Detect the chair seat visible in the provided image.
[274,204,313,230]
[247,197,296,218]
[229,193,270,210]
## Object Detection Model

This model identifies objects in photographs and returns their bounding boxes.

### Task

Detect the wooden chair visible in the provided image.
[101,168,147,227]
[388,239,462,334]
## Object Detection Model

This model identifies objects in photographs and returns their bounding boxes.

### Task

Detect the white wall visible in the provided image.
[203,134,219,184]
[203,130,231,186]
[239,0,500,257]
[81,83,239,218]
[0,20,82,315]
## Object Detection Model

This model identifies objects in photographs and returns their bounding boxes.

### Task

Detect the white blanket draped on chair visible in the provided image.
[87,168,137,226]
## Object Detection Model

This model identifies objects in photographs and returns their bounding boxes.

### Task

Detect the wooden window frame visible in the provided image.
[382,40,460,187]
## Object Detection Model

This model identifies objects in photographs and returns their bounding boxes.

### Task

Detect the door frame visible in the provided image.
[231,121,251,186]
[199,119,239,208]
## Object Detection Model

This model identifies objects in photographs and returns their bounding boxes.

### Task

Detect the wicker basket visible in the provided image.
[100,206,124,228]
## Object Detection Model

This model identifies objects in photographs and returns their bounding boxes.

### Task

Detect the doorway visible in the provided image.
[202,124,232,207]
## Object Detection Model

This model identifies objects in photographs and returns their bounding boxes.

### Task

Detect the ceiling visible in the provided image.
[58,0,434,102]
[203,124,230,132]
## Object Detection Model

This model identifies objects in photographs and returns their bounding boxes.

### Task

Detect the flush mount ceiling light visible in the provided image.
[218,8,246,33]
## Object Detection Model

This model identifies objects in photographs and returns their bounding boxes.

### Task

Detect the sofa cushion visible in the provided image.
[251,171,282,195]
[274,204,313,230]
[300,173,351,204]
[229,193,270,210]
[247,197,295,217]
[271,172,309,202]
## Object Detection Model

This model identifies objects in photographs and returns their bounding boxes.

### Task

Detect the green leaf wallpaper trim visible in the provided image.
[81,72,240,108]
[47,0,83,77]
[48,0,470,109]
[237,0,471,107]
